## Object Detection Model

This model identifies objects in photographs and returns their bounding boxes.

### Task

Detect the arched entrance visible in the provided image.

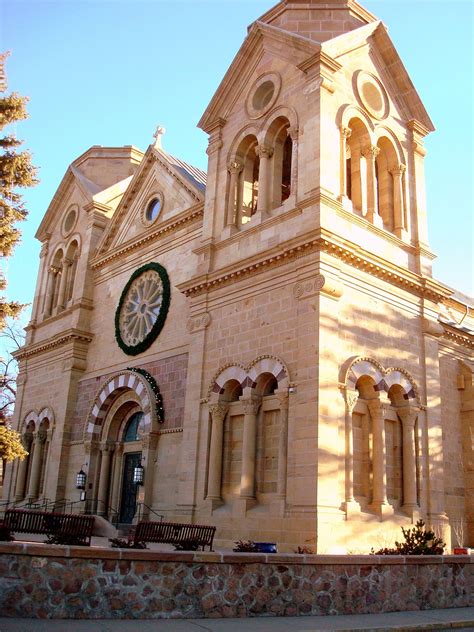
[84,369,162,523]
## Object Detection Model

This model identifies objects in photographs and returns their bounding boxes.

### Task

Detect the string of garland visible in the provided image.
[115,262,171,356]
[127,367,165,423]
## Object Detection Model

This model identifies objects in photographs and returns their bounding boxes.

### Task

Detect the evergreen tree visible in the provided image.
[0,52,38,329]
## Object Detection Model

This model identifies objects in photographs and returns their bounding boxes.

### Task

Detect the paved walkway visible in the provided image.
[0,608,473,631]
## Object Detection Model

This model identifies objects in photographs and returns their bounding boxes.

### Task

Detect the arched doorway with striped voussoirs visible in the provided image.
[83,369,162,524]
[205,356,290,510]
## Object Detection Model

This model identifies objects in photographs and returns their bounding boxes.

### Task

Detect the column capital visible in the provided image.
[241,395,261,416]
[361,145,380,160]
[40,242,49,258]
[62,257,74,267]
[275,390,289,410]
[255,144,273,160]
[366,397,389,418]
[341,386,358,413]
[34,430,47,444]
[397,406,419,428]
[209,402,229,424]
[227,160,243,175]
[49,265,60,275]
[341,126,352,139]
[22,433,33,449]
[99,440,115,453]
[287,126,299,141]
[389,164,406,176]
[141,431,159,451]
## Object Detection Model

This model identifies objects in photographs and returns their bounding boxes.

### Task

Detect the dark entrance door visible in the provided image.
[119,452,141,523]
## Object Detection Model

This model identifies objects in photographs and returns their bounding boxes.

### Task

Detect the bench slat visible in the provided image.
[134,520,216,551]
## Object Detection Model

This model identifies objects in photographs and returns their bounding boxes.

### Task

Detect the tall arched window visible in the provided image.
[264,116,293,209]
[65,239,79,304]
[233,135,259,227]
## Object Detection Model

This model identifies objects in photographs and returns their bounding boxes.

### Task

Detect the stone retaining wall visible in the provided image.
[0,543,472,619]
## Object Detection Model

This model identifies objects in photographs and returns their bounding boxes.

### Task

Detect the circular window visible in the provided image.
[62,206,77,236]
[355,71,389,120]
[141,193,164,226]
[252,81,275,111]
[246,72,281,119]
[115,262,171,356]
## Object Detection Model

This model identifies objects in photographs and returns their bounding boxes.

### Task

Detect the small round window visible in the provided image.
[146,198,161,223]
[252,81,274,111]
[246,72,281,119]
[62,206,77,236]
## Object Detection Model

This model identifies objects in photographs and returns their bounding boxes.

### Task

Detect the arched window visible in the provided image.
[43,249,63,317]
[233,135,259,227]
[264,116,293,209]
[376,137,406,238]
[345,118,371,214]
[65,239,79,304]
[123,411,144,442]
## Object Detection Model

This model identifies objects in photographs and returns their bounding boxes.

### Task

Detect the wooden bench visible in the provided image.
[3,509,95,546]
[132,520,216,551]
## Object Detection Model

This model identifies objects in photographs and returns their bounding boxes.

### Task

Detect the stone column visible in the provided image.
[110,443,124,517]
[341,387,360,515]
[239,396,261,499]
[140,432,160,520]
[26,431,47,499]
[97,441,114,516]
[276,390,289,498]
[340,126,352,200]
[226,161,243,227]
[367,398,391,516]
[57,257,72,310]
[362,145,380,224]
[397,406,419,517]
[288,126,299,200]
[390,164,407,238]
[43,266,59,317]
[206,403,229,502]
[15,433,32,500]
[255,144,273,215]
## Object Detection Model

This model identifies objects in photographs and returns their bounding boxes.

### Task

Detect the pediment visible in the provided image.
[199,21,320,132]
[322,21,434,132]
[96,145,206,257]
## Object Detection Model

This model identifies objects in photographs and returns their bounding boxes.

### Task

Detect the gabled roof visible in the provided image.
[322,21,435,131]
[35,146,143,242]
[199,20,319,132]
[95,143,206,257]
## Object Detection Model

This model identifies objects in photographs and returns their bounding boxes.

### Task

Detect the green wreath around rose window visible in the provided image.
[115,262,171,356]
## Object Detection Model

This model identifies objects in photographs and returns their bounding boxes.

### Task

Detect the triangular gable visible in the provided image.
[198,21,320,132]
[96,144,206,256]
[322,21,435,132]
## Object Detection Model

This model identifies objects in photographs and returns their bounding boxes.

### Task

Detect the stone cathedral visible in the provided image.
[4,0,473,552]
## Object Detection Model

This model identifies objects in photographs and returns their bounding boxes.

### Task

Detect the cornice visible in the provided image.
[13,328,93,361]
[297,51,342,75]
[178,228,452,304]
[91,203,204,270]
[441,325,474,351]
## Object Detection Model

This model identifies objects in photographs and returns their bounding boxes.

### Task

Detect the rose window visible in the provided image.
[115,263,170,355]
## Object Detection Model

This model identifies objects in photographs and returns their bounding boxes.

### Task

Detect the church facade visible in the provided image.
[4,0,473,552]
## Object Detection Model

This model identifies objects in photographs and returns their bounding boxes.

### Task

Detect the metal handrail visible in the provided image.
[135,502,164,522]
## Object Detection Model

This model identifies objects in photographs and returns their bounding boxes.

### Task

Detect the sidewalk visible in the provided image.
[1,608,473,631]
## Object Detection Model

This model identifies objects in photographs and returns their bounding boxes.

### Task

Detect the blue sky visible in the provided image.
[1,0,473,331]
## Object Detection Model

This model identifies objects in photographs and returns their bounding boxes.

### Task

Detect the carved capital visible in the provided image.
[287,126,299,141]
[100,440,115,453]
[49,265,60,275]
[341,126,352,139]
[366,398,386,419]
[362,145,380,160]
[276,391,289,410]
[241,396,261,416]
[209,403,229,424]
[255,144,273,160]
[40,242,49,258]
[397,406,419,428]
[34,430,47,444]
[389,164,406,177]
[227,160,243,175]
[187,312,211,333]
[22,433,33,449]
[62,257,74,268]
[342,387,358,413]
[141,432,159,451]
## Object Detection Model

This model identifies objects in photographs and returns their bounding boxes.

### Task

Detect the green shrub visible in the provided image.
[45,533,88,546]
[294,545,314,554]
[173,538,201,551]
[233,539,258,552]
[109,537,147,549]
[372,520,445,555]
